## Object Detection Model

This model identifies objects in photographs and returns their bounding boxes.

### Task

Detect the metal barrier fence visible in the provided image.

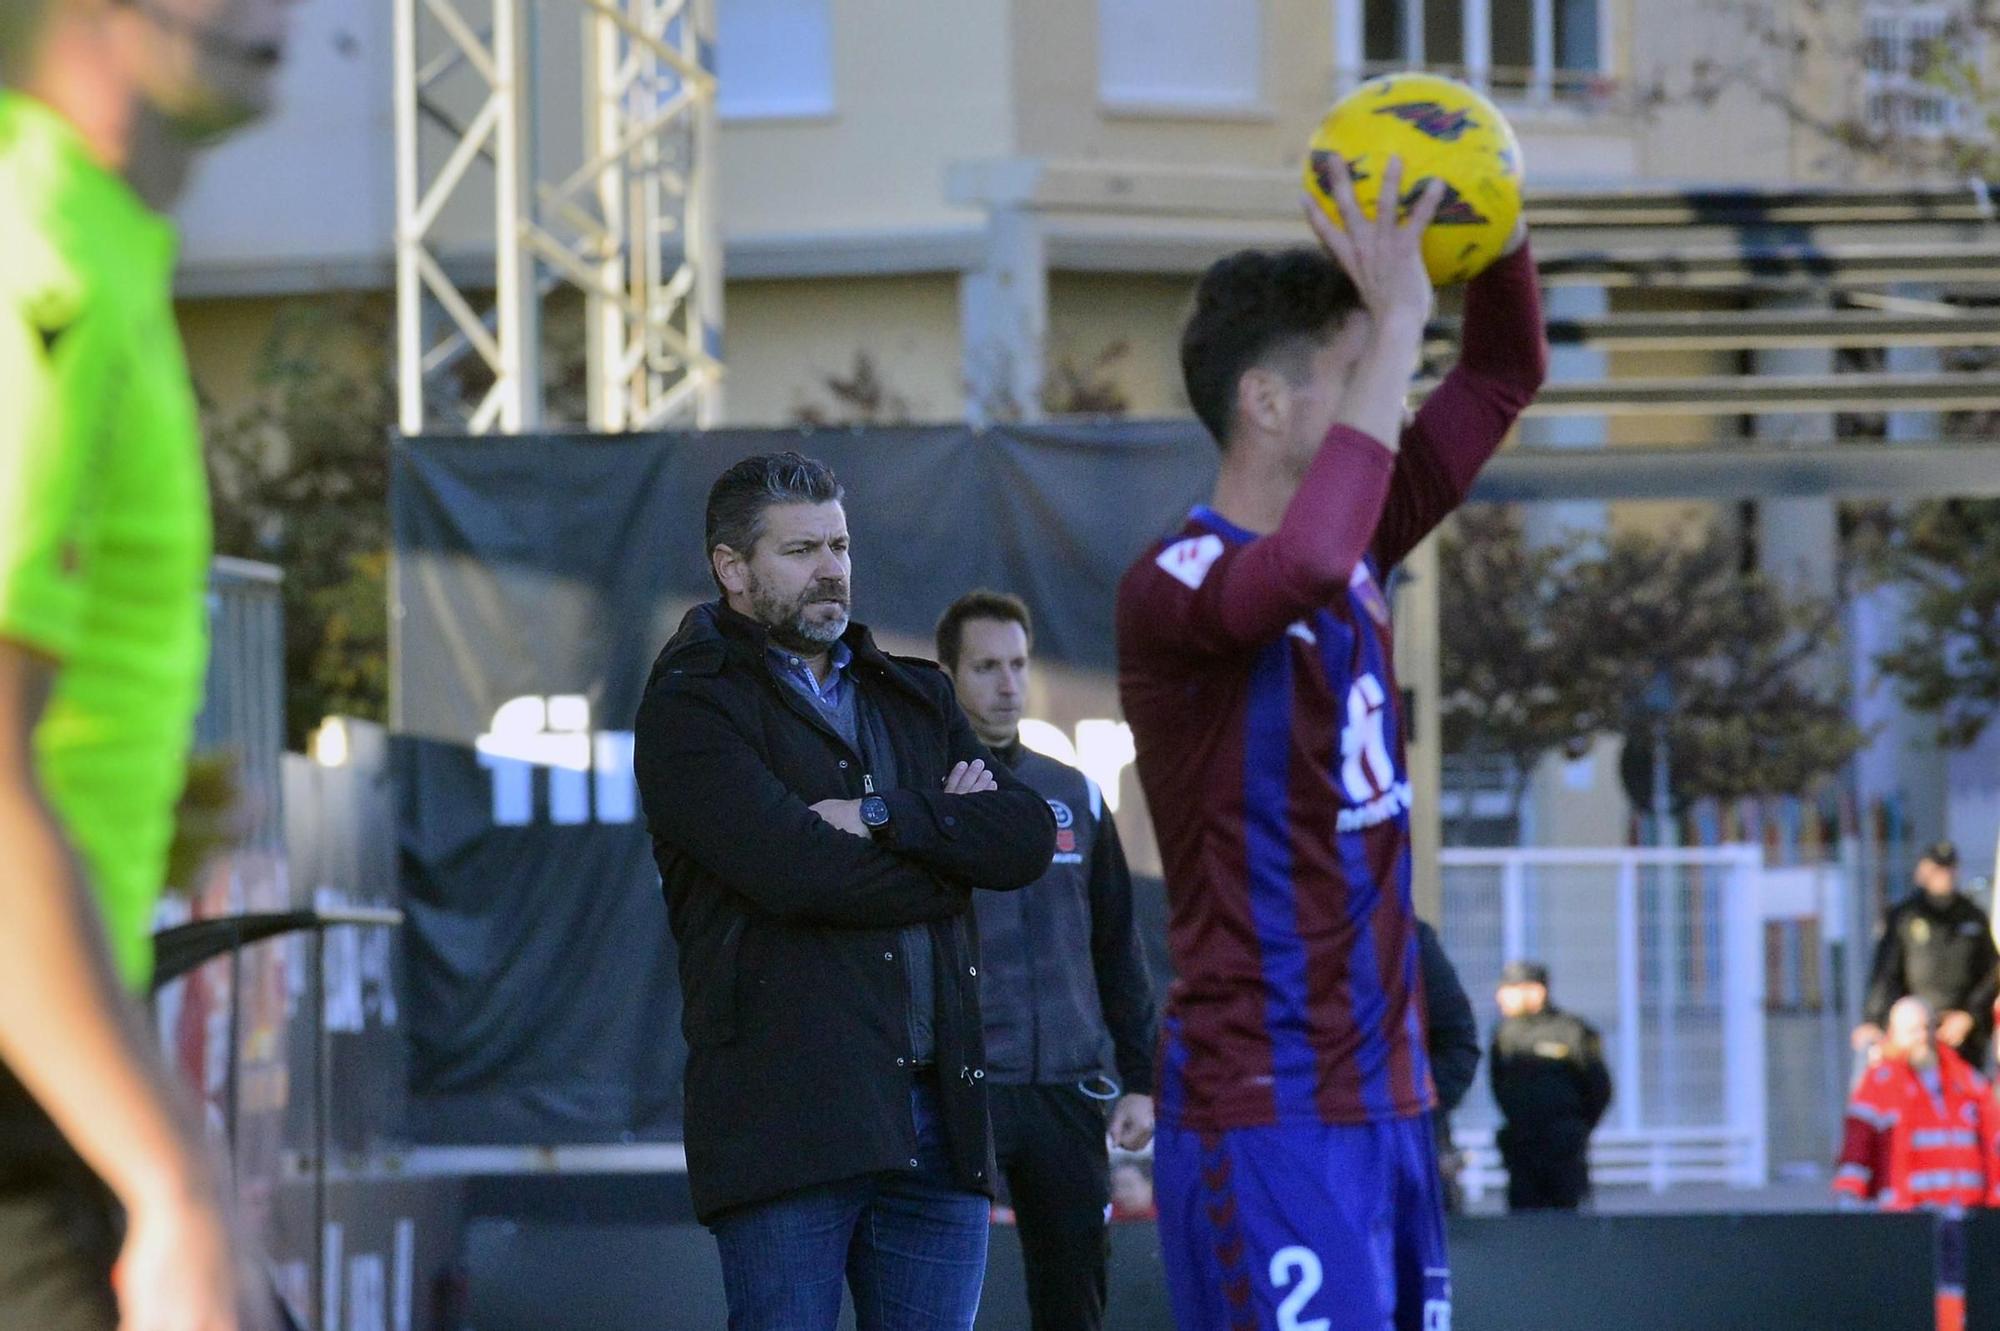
[198,557,287,856]
[1439,845,1769,1195]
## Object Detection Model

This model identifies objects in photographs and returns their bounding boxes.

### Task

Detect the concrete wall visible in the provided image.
[1045,274,1193,419]
[721,0,1012,239]
[722,274,966,426]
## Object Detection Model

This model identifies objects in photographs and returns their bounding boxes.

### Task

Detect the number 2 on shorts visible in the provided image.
[1270,1246,1331,1331]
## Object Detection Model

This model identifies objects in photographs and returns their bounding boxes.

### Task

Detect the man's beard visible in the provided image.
[747,568,850,652]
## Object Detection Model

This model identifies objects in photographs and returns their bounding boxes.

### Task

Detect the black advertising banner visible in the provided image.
[392,423,1215,1142]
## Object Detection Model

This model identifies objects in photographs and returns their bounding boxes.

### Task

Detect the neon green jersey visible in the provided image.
[0,93,211,990]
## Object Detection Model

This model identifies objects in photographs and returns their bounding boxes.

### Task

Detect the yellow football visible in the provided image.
[1303,72,1526,287]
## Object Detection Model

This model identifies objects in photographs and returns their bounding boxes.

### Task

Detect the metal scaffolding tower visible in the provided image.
[393,0,723,435]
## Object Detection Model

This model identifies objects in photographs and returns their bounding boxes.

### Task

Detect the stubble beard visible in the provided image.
[749,569,850,653]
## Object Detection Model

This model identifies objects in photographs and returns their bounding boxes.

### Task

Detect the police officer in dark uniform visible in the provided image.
[938,591,1158,1331]
[1856,842,1999,1067]
[1490,961,1611,1212]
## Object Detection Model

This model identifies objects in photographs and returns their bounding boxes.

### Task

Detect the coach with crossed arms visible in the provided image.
[634,452,1056,1330]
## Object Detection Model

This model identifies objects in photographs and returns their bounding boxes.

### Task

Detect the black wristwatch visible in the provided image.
[859,794,891,835]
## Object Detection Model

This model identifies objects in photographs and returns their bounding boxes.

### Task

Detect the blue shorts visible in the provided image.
[1154,1114,1449,1331]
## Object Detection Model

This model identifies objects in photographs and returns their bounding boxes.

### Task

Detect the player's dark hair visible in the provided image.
[704,451,844,593]
[935,590,1034,671]
[1180,247,1362,451]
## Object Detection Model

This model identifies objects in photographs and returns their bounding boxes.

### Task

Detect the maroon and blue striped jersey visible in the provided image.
[1116,246,1547,1129]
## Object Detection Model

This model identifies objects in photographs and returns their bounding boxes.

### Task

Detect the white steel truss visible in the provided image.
[393,0,724,435]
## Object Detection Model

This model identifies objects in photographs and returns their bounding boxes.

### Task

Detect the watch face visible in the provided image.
[861,795,890,827]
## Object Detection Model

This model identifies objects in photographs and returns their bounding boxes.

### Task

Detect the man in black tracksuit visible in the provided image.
[633,455,1057,1331]
[1856,842,1999,1068]
[937,591,1158,1331]
[1416,920,1480,1213]
[1490,961,1611,1212]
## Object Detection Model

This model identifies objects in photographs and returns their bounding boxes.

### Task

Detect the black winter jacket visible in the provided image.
[1416,920,1479,1114]
[974,741,1157,1094]
[633,602,1057,1222]
[1863,890,2000,1060]
[1490,1005,1612,1161]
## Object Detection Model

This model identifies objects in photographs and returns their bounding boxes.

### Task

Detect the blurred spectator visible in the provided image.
[1856,843,1999,1068]
[1835,997,1991,1211]
[1490,961,1612,1212]
[1416,920,1479,1213]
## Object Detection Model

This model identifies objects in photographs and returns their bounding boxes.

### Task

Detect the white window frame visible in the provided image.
[1333,0,1614,107]
[1097,0,1271,120]
[716,0,836,124]
[1862,3,1975,140]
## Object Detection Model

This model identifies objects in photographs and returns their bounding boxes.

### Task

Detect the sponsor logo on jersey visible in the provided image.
[1336,673,1410,832]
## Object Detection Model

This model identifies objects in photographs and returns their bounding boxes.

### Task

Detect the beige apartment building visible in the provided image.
[171,0,1993,873]
[176,0,1950,421]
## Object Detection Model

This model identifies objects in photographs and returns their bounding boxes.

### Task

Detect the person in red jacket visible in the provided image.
[1836,996,1990,1211]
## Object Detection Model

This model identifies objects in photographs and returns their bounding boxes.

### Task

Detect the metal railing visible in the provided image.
[1440,845,1769,1193]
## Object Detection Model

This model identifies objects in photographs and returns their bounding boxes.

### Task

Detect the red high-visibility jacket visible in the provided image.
[1835,1045,1991,1211]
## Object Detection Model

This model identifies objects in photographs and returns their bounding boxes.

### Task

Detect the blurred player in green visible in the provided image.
[0,1,294,1327]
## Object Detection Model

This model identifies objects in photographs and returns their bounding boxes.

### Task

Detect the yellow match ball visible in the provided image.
[1303,73,1525,287]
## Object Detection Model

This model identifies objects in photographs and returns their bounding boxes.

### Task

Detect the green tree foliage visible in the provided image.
[1435,507,1594,824]
[1441,510,1866,821]
[1868,499,2000,747]
[202,301,392,749]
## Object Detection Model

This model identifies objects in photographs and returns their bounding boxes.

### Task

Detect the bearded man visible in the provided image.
[632,451,1056,1331]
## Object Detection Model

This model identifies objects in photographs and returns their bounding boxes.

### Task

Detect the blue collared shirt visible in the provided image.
[768,639,854,734]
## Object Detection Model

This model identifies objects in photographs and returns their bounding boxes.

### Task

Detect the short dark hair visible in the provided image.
[1180,247,1361,449]
[704,452,844,592]
[935,590,1033,671]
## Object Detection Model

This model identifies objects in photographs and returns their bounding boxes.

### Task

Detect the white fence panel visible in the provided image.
[1440,845,1768,1195]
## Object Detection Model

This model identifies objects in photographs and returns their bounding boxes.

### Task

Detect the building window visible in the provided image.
[716,0,835,122]
[1345,0,1611,105]
[1863,4,1970,137]
[1099,0,1265,116]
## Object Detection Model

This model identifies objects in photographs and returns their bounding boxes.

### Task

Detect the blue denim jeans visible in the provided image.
[710,1084,990,1330]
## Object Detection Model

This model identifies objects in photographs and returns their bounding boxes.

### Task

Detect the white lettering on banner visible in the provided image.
[322,1224,343,1331]
[477,696,638,826]
[480,703,1134,829]
[1270,1246,1331,1331]
[1019,718,1137,814]
[349,1252,387,1331]
[1340,675,1398,804]
[393,1219,417,1331]
[1156,534,1226,590]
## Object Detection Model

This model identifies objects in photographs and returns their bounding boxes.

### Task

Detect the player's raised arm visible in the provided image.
[1122,156,1442,656]
[1372,224,1550,570]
